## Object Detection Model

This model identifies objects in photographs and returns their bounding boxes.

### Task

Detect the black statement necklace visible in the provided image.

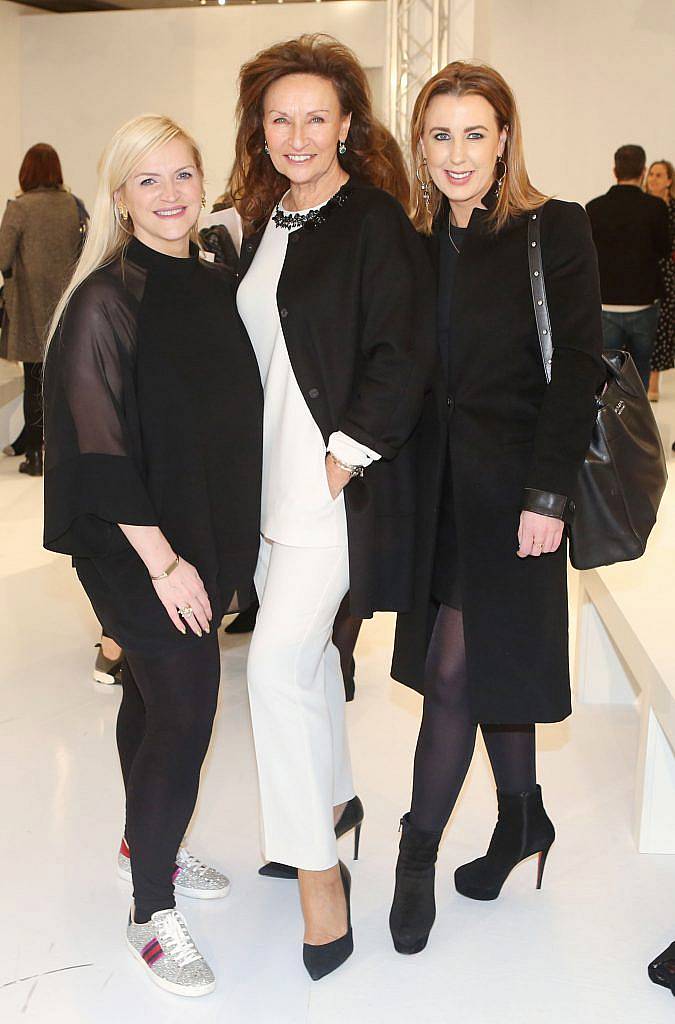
[272,182,352,232]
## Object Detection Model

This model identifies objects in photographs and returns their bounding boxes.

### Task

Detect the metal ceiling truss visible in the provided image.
[387,0,477,150]
[387,0,449,149]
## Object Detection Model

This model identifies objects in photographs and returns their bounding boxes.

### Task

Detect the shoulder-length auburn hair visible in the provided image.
[19,143,64,192]
[229,33,409,233]
[410,62,547,234]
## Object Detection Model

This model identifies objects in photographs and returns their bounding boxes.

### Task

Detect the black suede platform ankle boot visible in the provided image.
[389,814,442,955]
[454,785,555,901]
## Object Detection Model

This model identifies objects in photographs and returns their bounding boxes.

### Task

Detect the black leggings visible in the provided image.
[23,361,43,454]
[117,634,220,921]
[410,604,536,832]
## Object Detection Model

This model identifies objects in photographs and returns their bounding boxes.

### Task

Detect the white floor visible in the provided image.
[2,382,675,1024]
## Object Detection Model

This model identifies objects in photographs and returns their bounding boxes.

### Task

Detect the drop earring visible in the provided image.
[201,191,207,210]
[416,158,432,213]
[264,139,270,156]
[338,140,347,156]
[494,156,507,199]
[117,201,129,221]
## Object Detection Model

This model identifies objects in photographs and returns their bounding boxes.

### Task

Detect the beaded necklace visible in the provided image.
[272,182,352,232]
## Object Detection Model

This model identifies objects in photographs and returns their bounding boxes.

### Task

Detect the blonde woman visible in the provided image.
[43,115,262,996]
[390,63,605,954]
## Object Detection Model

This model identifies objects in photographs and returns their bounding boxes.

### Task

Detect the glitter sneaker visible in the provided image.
[118,838,231,899]
[126,908,215,997]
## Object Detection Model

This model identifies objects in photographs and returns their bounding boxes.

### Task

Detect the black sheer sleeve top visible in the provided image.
[43,237,262,652]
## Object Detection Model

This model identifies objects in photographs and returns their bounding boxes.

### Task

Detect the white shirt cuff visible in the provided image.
[327,431,382,467]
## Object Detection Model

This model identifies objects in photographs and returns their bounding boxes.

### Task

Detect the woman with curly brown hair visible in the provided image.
[230,34,434,980]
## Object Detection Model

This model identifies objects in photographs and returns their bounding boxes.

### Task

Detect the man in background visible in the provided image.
[586,144,670,390]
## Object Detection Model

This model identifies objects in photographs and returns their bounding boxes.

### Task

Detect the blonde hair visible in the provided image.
[647,159,675,201]
[47,114,204,348]
[410,61,547,234]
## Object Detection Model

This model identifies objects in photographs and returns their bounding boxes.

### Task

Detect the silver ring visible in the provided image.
[179,605,194,618]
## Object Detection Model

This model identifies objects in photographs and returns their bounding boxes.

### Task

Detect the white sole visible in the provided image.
[117,864,231,899]
[126,936,216,997]
[93,670,118,685]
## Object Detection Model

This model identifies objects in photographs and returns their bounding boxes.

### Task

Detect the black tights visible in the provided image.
[117,634,220,922]
[22,361,43,454]
[332,593,363,686]
[410,604,536,833]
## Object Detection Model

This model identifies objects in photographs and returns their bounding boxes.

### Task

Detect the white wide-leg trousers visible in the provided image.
[247,537,354,870]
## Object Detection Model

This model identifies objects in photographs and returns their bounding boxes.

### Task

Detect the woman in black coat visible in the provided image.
[230,35,435,979]
[43,116,262,997]
[389,63,605,955]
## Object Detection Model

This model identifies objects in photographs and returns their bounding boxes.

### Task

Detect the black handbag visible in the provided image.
[528,208,667,570]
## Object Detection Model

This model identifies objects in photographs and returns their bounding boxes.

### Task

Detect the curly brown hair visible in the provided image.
[229,34,409,233]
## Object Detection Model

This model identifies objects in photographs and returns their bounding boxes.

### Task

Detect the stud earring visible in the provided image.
[201,192,207,210]
[415,159,432,213]
[264,139,270,156]
[117,201,129,221]
[338,140,347,156]
[494,157,507,199]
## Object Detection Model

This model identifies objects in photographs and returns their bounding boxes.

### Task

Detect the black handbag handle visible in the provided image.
[527,210,553,383]
[527,210,642,402]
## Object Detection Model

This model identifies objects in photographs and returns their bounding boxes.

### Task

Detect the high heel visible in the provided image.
[259,796,364,879]
[353,822,362,861]
[536,843,552,890]
[454,785,555,901]
[389,814,442,955]
[302,861,353,981]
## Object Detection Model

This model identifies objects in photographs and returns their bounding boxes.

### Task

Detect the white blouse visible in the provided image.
[237,195,379,548]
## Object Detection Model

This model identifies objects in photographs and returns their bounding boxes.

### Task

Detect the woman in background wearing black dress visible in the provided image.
[390,63,605,954]
[43,115,261,997]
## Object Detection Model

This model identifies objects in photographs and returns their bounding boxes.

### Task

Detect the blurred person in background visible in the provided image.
[0,143,83,476]
[645,160,675,401]
[586,144,669,391]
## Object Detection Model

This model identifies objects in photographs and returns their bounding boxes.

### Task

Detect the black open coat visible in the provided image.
[391,193,605,723]
[237,181,436,618]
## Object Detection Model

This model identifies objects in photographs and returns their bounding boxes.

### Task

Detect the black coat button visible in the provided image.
[280,308,289,319]
[308,388,320,399]
[447,397,455,411]
[245,242,254,253]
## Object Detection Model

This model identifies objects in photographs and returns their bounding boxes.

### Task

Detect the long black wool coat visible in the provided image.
[391,192,605,724]
[237,180,437,619]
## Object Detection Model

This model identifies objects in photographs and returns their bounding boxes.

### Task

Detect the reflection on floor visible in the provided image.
[1,375,675,1024]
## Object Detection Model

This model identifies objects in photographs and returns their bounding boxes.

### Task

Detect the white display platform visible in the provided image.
[574,377,675,853]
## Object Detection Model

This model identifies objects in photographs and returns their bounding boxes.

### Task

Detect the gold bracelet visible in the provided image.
[150,555,179,581]
[327,452,364,479]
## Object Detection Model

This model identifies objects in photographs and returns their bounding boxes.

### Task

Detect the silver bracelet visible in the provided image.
[150,555,179,581]
[327,452,364,479]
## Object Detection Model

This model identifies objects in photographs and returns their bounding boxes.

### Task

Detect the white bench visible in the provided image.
[574,488,675,854]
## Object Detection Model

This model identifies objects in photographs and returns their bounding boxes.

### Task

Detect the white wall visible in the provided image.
[19,2,387,211]
[10,0,674,213]
[0,2,25,204]
[485,0,675,205]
